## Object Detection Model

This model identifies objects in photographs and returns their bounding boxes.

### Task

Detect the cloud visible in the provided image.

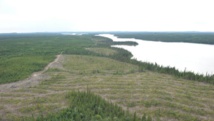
[0,0,214,32]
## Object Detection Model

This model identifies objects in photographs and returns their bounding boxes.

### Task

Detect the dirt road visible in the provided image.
[0,54,63,92]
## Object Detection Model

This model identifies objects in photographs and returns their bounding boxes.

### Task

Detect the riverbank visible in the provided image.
[99,34,214,84]
[1,54,213,121]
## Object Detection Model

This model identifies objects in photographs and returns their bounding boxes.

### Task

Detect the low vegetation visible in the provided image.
[0,33,214,121]
[0,33,96,84]
[1,33,213,84]
[31,91,146,121]
[1,54,214,121]
[85,47,118,56]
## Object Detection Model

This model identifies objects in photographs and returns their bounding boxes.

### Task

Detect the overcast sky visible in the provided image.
[0,0,214,33]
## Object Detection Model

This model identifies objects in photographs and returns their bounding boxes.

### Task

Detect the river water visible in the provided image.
[98,34,214,75]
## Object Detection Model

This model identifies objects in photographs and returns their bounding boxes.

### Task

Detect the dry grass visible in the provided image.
[0,53,214,121]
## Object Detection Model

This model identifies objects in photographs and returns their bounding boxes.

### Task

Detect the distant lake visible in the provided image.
[99,34,214,75]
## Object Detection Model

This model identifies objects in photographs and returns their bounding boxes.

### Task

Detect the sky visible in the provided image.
[0,0,214,33]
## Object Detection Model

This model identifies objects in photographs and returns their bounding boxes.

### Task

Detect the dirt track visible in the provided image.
[0,54,214,121]
[0,54,63,92]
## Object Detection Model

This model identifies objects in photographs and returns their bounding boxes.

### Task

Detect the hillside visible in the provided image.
[0,34,214,121]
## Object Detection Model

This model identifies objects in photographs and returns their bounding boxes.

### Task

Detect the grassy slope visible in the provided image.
[0,34,214,121]
[33,91,142,121]
[62,55,214,121]
[0,54,213,121]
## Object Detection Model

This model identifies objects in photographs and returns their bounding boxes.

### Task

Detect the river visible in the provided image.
[98,34,214,75]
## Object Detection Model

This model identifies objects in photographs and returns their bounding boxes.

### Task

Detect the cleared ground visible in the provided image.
[0,48,214,121]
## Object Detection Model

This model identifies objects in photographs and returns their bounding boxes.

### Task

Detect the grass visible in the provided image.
[30,91,143,121]
[1,34,214,121]
[58,55,214,120]
[1,54,213,120]
[63,55,139,75]
[85,47,118,56]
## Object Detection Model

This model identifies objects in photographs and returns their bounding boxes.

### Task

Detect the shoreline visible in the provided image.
[98,34,214,84]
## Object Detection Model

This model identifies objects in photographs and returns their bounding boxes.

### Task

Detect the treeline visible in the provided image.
[93,35,214,84]
[1,33,214,84]
[25,91,151,121]
[111,32,214,44]
[84,35,214,84]
[108,48,214,84]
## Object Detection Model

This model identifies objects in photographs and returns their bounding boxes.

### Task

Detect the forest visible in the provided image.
[0,33,96,84]
[1,32,214,84]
